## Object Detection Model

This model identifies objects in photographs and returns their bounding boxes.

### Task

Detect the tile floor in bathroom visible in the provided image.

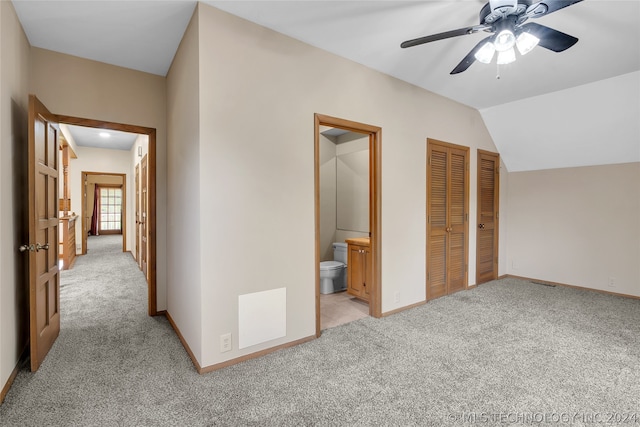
[320,290,369,330]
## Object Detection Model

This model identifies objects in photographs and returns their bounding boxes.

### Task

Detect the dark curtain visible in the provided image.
[90,185,100,235]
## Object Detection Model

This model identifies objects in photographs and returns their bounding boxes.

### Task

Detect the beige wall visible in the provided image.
[29,47,168,311]
[506,162,640,296]
[193,4,498,368]
[166,9,202,362]
[0,0,30,399]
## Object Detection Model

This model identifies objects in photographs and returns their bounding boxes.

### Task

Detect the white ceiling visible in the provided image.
[12,0,196,76]
[11,0,640,171]
[64,124,139,151]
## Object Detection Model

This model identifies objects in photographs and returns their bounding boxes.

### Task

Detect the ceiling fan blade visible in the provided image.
[526,0,583,18]
[521,22,578,52]
[450,36,493,75]
[401,25,488,48]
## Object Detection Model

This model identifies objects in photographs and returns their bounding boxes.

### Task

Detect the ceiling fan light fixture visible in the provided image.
[494,29,516,52]
[516,32,540,56]
[496,47,516,65]
[474,42,496,64]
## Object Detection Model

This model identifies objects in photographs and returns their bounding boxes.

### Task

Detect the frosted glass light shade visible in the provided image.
[494,29,516,52]
[516,32,540,55]
[497,47,516,64]
[475,42,496,64]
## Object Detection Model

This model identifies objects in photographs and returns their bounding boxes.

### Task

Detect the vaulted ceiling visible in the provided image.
[12,1,640,171]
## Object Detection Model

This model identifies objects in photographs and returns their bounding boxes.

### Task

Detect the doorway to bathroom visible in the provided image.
[314,114,381,336]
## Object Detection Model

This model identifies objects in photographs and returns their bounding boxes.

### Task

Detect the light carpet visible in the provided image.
[1,236,638,425]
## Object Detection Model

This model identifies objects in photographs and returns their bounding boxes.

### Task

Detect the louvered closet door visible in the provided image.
[427,140,469,301]
[476,150,500,284]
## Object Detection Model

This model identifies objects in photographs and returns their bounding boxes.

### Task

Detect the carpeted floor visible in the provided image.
[1,236,639,426]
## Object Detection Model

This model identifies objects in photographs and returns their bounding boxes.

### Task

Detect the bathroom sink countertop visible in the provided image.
[345,237,370,246]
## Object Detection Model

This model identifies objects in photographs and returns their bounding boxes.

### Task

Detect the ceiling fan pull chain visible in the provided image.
[496,62,501,80]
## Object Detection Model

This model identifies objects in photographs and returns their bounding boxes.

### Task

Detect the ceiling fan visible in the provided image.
[401,0,583,74]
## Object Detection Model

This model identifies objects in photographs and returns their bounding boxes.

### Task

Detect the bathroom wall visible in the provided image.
[319,132,337,261]
[336,133,369,234]
[319,130,369,262]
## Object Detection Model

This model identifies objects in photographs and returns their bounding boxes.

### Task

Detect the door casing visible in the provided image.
[314,114,382,336]
[81,174,126,248]
[57,115,159,316]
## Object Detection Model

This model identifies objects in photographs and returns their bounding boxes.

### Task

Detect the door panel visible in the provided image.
[476,150,500,284]
[428,234,447,300]
[449,231,466,293]
[141,155,148,279]
[427,139,468,301]
[135,164,140,266]
[363,246,372,300]
[349,246,363,295]
[28,95,60,371]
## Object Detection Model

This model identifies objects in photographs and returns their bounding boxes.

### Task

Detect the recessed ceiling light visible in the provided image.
[99,132,110,138]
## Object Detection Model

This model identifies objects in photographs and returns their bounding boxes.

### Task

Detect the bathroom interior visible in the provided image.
[319,126,371,330]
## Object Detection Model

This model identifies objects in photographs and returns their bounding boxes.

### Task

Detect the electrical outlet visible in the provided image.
[220,333,232,353]
[608,277,616,288]
[394,291,400,303]
[511,259,518,270]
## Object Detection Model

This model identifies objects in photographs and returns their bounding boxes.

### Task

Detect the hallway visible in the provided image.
[0,236,189,425]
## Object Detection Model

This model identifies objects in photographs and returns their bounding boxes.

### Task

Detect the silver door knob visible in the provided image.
[19,244,34,252]
[35,243,49,251]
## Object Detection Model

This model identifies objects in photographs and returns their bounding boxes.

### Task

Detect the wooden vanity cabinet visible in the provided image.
[346,238,371,302]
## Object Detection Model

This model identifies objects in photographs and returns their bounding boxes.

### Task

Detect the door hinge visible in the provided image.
[465,213,468,221]
[496,212,499,219]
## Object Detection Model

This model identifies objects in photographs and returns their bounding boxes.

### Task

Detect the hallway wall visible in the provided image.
[0,0,31,402]
[29,47,168,312]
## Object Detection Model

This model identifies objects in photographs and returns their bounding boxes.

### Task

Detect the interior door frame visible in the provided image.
[314,113,382,337]
[58,115,159,316]
[81,174,126,247]
[476,149,500,284]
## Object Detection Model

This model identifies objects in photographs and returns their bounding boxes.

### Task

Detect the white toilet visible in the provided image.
[319,242,347,294]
